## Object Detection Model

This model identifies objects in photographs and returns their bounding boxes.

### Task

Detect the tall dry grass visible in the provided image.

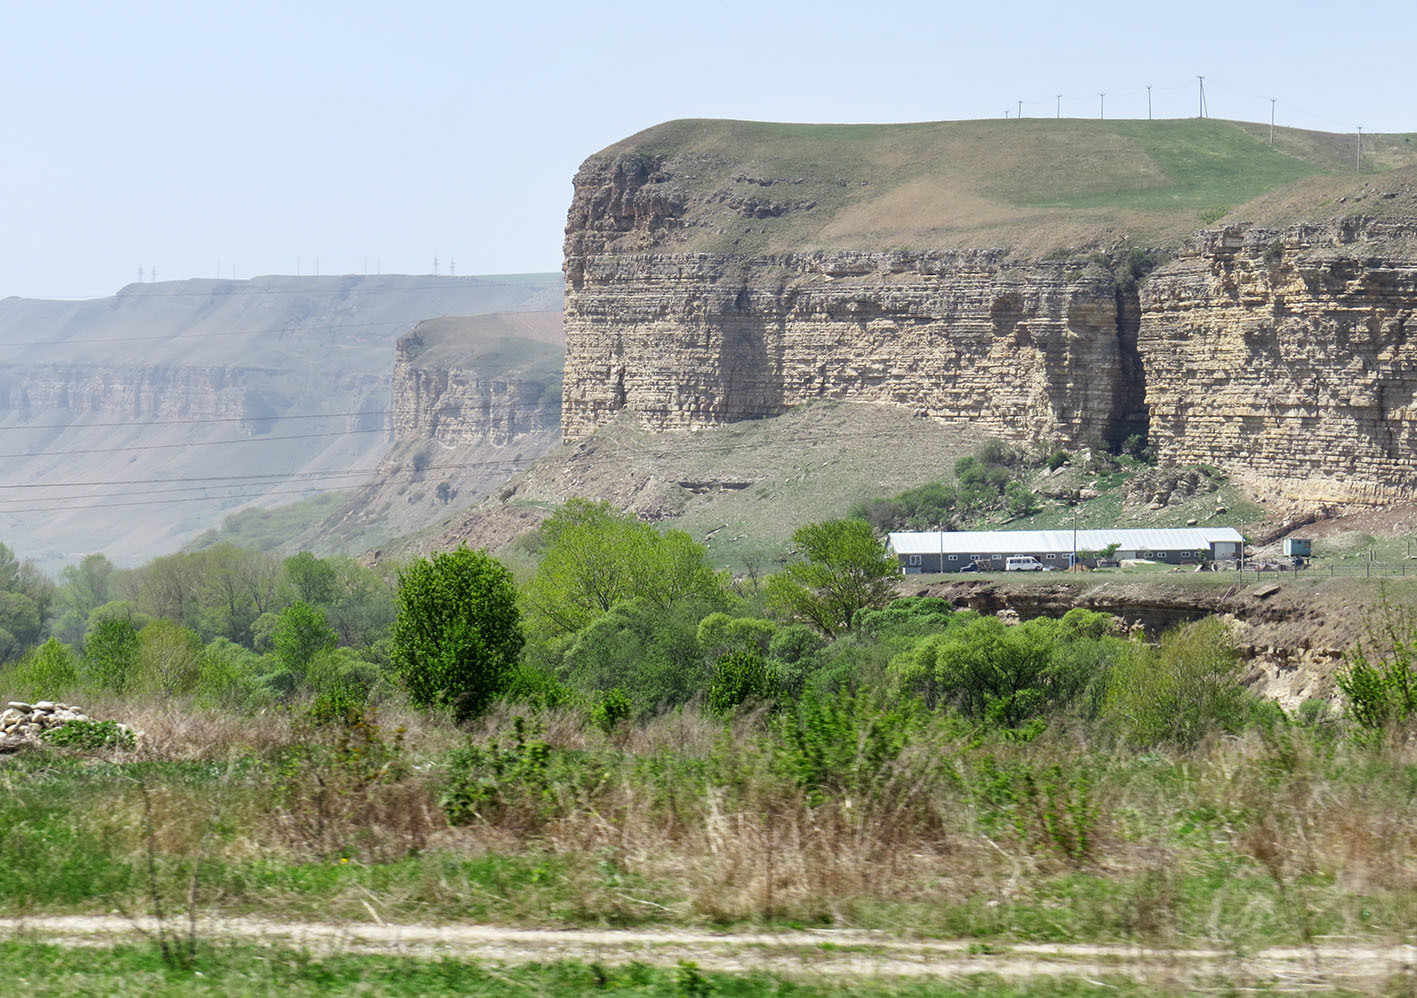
[18,692,1417,944]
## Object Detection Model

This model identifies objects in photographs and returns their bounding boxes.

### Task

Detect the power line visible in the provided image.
[0,408,391,431]
[0,426,389,460]
[0,460,537,509]
[0,458,527,491]
[0,457,547,515]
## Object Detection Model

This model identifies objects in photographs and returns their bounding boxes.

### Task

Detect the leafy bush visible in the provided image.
[772,690,924,805]
[696,612,775,661]
[440,718,603,829]
[1105,617,1248,746]
[1,638,79,699]
[559,599,710,716]
[39,719,134,751]
[706,650,781,716]
[589,688,634,734]
[1338,600,1417,734]
[767,623,825,665]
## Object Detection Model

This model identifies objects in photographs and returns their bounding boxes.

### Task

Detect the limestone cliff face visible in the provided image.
[1141,222,1417,507]
[0,364,261,420]
[564,156,1142,449]
[392,338,560,448]
[565,150,1417,509]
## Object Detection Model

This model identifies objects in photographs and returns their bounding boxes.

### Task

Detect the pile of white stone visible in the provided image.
[0,700,133,744]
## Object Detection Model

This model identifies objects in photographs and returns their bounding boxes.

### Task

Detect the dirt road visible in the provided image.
[3,916,1414,988]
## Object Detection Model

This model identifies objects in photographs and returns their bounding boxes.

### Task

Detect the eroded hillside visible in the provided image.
[0,274,560,569]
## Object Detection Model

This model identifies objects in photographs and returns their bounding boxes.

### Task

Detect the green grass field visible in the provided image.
[589,117,1417,258]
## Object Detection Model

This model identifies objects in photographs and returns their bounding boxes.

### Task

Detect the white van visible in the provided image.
[1004,555,1044,572]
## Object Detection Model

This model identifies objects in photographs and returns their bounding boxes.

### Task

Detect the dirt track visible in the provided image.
[4,916,1416,988]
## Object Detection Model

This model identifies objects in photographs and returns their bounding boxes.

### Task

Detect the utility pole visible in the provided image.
[1099,92,1105,119]
[450,257,456,277]
[1356,125,1363,173]
[1056,93,1061,118]
[138,265,144,283]
[1147,85,1152,120]
[433,255,439,275]
[1270,98,1276,146]
[1197,75,1206,118]
[1072,497,1079,570]
[1017,99,1022,119]
[1004,109,1009,119]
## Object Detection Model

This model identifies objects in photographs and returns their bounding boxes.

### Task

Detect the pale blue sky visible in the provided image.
[3,0,1413,299]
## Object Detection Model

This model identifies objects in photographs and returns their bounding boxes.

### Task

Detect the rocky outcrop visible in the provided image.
[1141,222,1417,508]
[392,343,560,448]
[0,700,135,750]
[564,250,1140,449]
[0,364,266,421]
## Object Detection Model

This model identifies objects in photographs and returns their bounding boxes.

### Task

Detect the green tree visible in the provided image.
[53,553,118,645]
[284,551,337,606]
[390,546,524,720]
[765,519,899,635]
[271,601,338,677]
[84,617,142,694]
[523,499,723,637]
[706,650,782,716]
[3,638,79,698]
[557,598,711,715]
[135,620,203,694]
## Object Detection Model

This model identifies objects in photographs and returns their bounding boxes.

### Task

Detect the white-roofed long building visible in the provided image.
[888,528,1244,573]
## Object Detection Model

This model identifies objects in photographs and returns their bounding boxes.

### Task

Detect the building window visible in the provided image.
[1045,553,1056,559]
[992,554,1003,560]
[908,555,922,566]
[948,555,958,561]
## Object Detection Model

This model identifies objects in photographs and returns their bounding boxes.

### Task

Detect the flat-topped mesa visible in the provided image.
[563,119,1417,510]
[563,246,1139,449]
[1142,220,1417,507]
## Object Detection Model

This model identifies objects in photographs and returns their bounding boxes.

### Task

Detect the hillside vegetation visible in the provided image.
[592,117,1417,256]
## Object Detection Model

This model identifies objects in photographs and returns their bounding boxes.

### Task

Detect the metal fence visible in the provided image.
[1230,561,1417,581]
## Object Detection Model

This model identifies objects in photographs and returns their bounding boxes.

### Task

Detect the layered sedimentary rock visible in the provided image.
[1142,222,1417,507]
[0,364,258,420]
[392,328,561,448]
[564,156,1146,448]
[340,313,566,544]
[565,144,1417,509]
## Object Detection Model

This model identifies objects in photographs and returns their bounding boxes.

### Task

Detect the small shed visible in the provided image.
[1283,537,1312,557]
